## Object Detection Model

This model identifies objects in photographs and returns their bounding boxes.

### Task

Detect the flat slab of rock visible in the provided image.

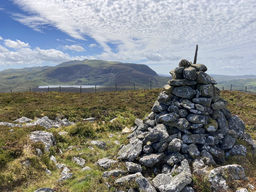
[118,139,143,161]
[103,169,126,177]
[34,188,54,192]
[97,158,117,169]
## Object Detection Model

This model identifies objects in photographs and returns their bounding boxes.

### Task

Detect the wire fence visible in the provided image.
[2,83,256,93]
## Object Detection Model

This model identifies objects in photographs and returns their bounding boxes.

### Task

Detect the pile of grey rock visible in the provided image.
[110,59,255,192]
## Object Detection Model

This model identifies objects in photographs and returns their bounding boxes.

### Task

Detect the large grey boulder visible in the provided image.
[191,63,207,72]
[30,131,56,152]
[118,139,143,161]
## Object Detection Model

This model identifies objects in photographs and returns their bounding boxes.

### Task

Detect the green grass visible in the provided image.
[0,89,256,191]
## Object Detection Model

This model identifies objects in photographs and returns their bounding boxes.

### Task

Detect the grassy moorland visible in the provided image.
[0,89,255,191]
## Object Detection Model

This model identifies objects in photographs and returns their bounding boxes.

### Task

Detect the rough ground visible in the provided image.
[0,89,255,191]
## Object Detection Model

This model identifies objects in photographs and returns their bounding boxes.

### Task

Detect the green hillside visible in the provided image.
[0,60,168,92]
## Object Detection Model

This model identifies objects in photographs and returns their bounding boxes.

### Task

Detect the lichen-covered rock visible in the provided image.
[72,157,85,167]
[118,139,143,161]
[139,153,164,167]
[228,115,245,137]
[191,63,207,72]
[97,158,117,169]
[144,124,169,143]
[169,79,197,86]
[182,134,206,144]
[30,131,56,152]
[90,140,106,149]
[158,160,192,192]
[183,67,197,81]
[188,144,200,159]
[152,173,173,191]
[197,71,216,84]
[187,114,208,124]
[208,164,246,191]
[221,135,236,150]
[168,138,182,153]
[102,169,126,177]
[226,145,247,157]
[126,162,142,173]
[172,86,196,99]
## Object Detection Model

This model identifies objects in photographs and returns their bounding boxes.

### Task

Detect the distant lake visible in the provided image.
[38,85,103,89]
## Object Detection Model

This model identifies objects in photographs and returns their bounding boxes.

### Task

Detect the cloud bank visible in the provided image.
[8,0,256,74]
[0,38,85,69]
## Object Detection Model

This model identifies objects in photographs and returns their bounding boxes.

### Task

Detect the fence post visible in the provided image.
[149,80,152,89]
[245,86,247,92]
[222,87,224,91]
[59,86,61,92]
[133,83,136,90]
[79,86,82,94]
[10,89,12,93]
[115,82,117,91]
[95,85,97,93]
[48,86,50,92]
[230,84,232,91]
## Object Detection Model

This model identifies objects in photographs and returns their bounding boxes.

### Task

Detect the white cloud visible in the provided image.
[64,44,85,52]
[0,36,3,40]
[89,43,97,48]
[4,39,29,49]
[0,38,86,69]
[9,0,256,75]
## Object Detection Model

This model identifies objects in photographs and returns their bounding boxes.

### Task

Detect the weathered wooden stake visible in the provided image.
[193,44,198,64]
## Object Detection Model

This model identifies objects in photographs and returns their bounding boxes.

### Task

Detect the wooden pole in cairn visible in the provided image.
[193,44,198,64]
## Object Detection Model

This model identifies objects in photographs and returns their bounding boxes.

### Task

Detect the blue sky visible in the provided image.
[0,0,256,75]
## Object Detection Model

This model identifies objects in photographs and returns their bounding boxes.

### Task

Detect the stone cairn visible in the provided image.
[111,55,256,192]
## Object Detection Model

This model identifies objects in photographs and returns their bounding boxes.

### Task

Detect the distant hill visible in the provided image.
[0,59,168,92]
[211,74,256,91]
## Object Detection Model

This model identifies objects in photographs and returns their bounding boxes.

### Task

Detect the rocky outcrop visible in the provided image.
[30,131,56,151]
